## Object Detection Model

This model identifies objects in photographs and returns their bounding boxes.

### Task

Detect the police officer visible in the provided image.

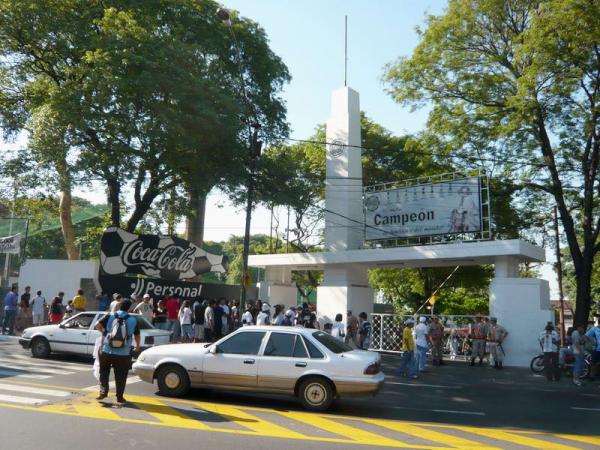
[470,314,489,366]
[487,317,508,369]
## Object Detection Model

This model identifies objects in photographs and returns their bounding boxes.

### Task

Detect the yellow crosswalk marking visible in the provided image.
[554,434,600,447]
[275,410,423,448]
[127,395,212,430]
[41,398,123,421]
[196,402,306,438]
[447,426,580,450]
[363,419,501,449]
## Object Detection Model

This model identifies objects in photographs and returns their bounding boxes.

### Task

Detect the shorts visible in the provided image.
[194,324,205,340]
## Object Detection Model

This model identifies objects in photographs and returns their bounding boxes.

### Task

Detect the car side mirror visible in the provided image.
[209,346,222,355]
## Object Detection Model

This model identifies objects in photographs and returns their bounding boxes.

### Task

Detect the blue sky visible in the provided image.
[201,0,447,242]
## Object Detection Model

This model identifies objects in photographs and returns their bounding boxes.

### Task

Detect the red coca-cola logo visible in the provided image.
[121,240,195,274]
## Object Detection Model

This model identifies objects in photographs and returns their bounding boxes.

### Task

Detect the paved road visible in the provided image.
[0,337,599,449]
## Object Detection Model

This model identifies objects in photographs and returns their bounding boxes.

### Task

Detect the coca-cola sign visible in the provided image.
[100,227,227,280]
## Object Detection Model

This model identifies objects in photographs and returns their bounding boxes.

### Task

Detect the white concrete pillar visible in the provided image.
[489,277,553,367]
[256,266,297,306]
[324,87,364,252]
[494,256,520,278]
[317,264,373,325]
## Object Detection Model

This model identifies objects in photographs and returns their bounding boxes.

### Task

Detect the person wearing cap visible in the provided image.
[487,317,508,369]
[133,294,153,322]
[414,316,429,372]
[469,314,489,367]
[256,303,271,326]
[95,299,141,405]
[539,322,561,381]
[396,319,417,378]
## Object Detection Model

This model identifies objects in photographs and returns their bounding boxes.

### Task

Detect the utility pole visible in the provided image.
[553,206,566,345]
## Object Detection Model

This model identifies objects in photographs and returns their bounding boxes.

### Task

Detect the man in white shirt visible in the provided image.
[241,304,253,326]
[204,300,215,341]
[414,317,429,372]
[220,299,230,335]
[30,290,46,326]
[256,303,270,326]
[133,294,153,322]
[539,322,560,382]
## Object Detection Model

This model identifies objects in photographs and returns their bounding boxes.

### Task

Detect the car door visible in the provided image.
[257,331,310,393]
[50,313,97,354]
[202,331,266,389]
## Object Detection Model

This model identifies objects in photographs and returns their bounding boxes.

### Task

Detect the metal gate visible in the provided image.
[369,313,489,356]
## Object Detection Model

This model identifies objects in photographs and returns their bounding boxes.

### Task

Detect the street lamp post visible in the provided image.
[217,8,262,309]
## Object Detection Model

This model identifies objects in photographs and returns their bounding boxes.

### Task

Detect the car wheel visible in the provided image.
[156,364,190,397]
[298,377,334,412]
[31,337,51,358]
[530,355,544,373]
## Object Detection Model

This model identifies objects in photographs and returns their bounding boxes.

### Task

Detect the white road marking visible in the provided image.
[432,409,486,416]
[0,363,74,375]
[571,407,600,412]
[0,357,89,372]
[0,393,47,405]
[0,369,51,380]
[385,381,462,389]
[0,382,71,397]
[83,376,142,391]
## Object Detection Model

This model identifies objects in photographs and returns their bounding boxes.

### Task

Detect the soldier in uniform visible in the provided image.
[428,316,445,366]
[469,314,489,366]
[487,317,508,369]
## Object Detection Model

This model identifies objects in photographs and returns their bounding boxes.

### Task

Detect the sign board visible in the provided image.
[98,274,255,302]
[364,177,482,240]
[0,234,20,254]
[100,227,227,281]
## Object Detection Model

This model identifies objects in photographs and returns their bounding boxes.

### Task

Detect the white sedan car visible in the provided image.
[19,311,171,358]
[133,326,384,411]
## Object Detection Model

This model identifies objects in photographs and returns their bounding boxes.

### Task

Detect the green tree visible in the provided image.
[385,0,600,325]
[0,0,289,237]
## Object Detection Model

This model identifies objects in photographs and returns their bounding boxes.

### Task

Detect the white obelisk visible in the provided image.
[317,87,373,323]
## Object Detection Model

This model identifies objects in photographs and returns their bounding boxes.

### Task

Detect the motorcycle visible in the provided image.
[530,349,592,377]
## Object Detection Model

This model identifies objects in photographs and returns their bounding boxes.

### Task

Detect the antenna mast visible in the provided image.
[344,15,348,87]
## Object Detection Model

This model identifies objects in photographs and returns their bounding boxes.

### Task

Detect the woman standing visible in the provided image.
[49,297,64,324]
[179,300,194,343]
[331,314,346,341]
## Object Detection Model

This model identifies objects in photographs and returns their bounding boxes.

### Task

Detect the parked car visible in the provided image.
[133,326,384,411]
[19,311,171,358]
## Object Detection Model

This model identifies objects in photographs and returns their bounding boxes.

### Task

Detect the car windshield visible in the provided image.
[312,331,353,353]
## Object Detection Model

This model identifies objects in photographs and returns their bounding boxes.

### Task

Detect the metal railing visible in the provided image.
[369,313,489,355]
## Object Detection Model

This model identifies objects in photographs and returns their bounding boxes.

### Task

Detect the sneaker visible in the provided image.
[96,392,108,401]
[116,397,127,405]
[573,379,582,386]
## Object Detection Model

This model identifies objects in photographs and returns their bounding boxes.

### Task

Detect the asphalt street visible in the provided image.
[0,336,599,450]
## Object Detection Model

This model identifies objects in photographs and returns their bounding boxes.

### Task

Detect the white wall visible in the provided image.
[19,259,99,304]
[490,278,554,367]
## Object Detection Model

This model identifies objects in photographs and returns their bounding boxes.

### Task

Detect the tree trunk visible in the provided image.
[106,176,121,228]
[573,257,593,327]
[185,191,206,246]
[56,160,79,260]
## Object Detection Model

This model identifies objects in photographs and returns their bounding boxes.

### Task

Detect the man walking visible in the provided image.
[30,290,46,326]
[539,322,560,381]
[18,286,31,330]
[2,285,18,335]
[414,316,429,372]
[487,317,508,369]
[429,316,445,366]
[95,300,140,405]
[469,315,489,366]
[396,319,417,378]
[571,323,586,386]
[585,317,600,380]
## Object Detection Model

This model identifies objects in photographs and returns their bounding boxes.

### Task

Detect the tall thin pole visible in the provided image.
[285,206,290,253]
[269,203,274,254]
[344,15,348,87]
[553,206,566,345]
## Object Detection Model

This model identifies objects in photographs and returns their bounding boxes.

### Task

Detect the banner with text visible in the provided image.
[100,227,227,281]
[364,177,482,240]
[0,234,21,254]
[98,274,256,302]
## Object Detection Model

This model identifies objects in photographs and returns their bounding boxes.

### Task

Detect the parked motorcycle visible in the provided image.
[530,349,592,377]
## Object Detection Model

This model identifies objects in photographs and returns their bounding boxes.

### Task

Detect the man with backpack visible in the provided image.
[95,299,140,405]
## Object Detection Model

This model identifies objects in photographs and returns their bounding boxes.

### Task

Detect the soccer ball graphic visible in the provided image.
[100,227,137,275]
